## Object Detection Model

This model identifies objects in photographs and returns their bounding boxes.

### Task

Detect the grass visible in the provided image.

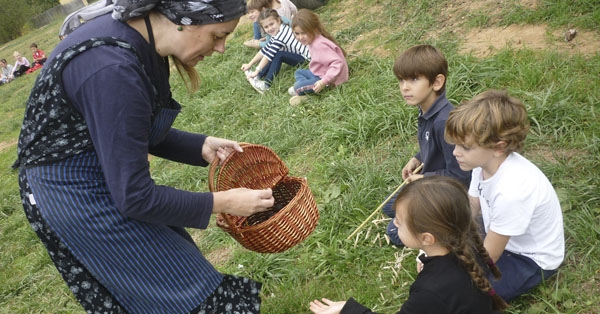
[1,0,599,313]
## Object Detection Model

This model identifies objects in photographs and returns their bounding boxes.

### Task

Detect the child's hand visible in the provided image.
[241,64,251,71]
[313,80,326,93]
[309,298,346,314]
[405,173,424,183]
[402,158,422,180]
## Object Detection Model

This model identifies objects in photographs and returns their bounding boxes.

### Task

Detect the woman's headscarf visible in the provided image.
[59,0,246,38]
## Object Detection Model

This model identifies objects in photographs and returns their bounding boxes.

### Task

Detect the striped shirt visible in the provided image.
[260,24,310,61]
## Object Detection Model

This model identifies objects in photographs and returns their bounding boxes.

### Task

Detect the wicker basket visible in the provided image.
[208,143,319,253]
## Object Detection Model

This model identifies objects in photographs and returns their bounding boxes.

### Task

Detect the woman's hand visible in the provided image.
[202,136,243,164]
[213,188,274,216]
[309,298,346,314]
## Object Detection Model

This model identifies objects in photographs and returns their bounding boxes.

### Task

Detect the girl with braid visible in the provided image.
[309,176,508,314]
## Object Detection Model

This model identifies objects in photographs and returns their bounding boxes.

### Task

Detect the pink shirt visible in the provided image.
[308,35,349,86]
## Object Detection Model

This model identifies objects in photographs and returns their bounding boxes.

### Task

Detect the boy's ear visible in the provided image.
[493,141,508,156]
[432,74,445,92]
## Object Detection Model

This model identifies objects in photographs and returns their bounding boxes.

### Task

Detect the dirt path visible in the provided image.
[0,139,17,152]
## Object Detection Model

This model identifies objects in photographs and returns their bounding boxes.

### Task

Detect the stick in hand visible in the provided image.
[346,163,424,240]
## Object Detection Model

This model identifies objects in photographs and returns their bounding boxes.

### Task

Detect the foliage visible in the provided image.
[0,0,61,43]
[1,1,599,313]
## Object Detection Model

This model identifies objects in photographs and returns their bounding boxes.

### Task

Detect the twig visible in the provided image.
[346,163,424,240]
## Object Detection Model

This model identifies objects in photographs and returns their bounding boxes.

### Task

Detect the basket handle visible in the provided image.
[208,142,252,192]
[207,142,252,233]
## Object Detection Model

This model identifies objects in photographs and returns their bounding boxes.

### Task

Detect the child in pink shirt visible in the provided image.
[289,9,348,106]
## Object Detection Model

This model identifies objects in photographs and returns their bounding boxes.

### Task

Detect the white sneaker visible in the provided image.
[249,77,268,94]
[244,70,253,78]
[288,86,297,96]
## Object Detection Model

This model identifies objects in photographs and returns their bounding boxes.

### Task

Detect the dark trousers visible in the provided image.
[259,51,306,87]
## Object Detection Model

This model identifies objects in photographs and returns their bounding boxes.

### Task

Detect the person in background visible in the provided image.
[241,8,309,94]
[309,176,508,314]
[445,89,565,302]
[288,8,348,106]
[29,43,47,71]
[243,0,297,49]
[11,51,30,77]
[0,59,14,84]
[381,45,471,246]
[14,0,274,313]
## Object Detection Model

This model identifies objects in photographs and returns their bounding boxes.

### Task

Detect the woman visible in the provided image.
[15,0,274,313]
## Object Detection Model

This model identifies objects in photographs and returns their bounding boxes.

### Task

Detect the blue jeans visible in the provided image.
[258,51,307,87]
[491,250,558,302]
[253,21,261,40]
[293,69,321,95]
[382,190,404,246]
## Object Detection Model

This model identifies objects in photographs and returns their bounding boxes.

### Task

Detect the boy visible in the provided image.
[30,43,47,68]
[445,89,565,302]
[382,45,471,246]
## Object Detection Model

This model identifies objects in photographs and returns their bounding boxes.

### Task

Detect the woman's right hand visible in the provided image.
[212,188,274,216]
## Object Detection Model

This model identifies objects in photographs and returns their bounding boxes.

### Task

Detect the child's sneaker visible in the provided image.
[289,95,308,106]
[288,86,297,96]
[249,77,268,94]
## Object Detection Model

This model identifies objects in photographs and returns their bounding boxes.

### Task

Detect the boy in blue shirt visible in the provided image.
[382,45,471,246]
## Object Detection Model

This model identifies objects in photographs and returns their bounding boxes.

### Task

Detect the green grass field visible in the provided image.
[1,0,599,313]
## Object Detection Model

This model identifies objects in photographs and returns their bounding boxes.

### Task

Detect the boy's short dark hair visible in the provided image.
[393,44,448,94]
[247,0,271,11]
[445,89,530,154]
[30,43,38,48]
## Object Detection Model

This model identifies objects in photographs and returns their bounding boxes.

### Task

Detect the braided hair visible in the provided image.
[394,176,508,311]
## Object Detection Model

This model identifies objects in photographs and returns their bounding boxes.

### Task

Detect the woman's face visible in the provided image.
[172,18,240,67]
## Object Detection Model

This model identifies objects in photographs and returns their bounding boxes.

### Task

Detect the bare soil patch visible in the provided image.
[331,0,599,58]
[0,140,17,152]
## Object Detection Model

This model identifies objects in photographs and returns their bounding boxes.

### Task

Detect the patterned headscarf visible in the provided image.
[59,0,246,38]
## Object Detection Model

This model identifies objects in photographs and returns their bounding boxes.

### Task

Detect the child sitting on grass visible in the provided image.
[287,9,348,106]
[309,176,508,314]
[381,45,471,246]
[445,89,565,302]
[241,9,310,94]
[243,0,296,49]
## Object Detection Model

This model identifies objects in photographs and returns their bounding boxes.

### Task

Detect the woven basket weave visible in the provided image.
[208,143,319,253]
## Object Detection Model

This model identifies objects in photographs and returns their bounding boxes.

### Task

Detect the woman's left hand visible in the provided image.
[202,136,243,164]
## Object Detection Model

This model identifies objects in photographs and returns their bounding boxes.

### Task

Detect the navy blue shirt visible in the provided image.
[59,14,213,228]
[414,92,471,186]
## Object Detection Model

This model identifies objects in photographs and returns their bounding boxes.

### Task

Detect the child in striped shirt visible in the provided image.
[241,9,310,94]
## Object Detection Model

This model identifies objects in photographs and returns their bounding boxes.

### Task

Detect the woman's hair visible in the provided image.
[393,44,447,94]
[258,8,281,23]
[445,89,530,154]
[291,9,346,57]
[394,176,508,311]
